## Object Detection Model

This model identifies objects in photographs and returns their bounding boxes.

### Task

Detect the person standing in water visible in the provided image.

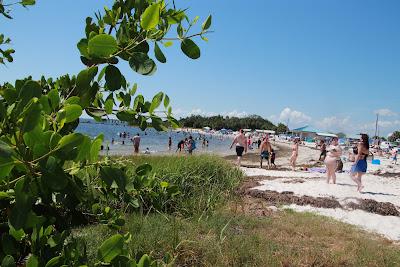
[259,137,272,169]
[132,133,141,154]
[187,136,196,155]
[324,137,342,184]
[289,138,299,171]
[350,134,370,192]
[168,137,172,151]
[230,129,248,166]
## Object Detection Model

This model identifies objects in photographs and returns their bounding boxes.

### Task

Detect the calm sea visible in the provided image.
[76,120,234,156]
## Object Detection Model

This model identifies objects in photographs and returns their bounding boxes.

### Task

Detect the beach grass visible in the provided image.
[112,154,244,216]
[75,208,400,266]
[74,155,400,266]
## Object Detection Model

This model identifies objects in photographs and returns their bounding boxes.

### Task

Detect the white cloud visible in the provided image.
[279,107,311,125]
[374,108,397,117]
[316,116,352,132]
[173,108,248,118]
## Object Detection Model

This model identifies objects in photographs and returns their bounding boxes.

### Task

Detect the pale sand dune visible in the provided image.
[242,154,400,241]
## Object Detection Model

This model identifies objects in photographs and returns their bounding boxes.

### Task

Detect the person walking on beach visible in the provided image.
[391,148,398,164]
[230,129,248,166]
[290,138,299,171]
[319,140,327,161]
[324,137,342,184]
[132,133,141,154]
[270,148,276,168]
[350,134,370,192]
[260,137,272,169]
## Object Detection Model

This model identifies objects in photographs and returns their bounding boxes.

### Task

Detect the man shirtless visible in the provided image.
[260,137,272,169]
[230,129,248,166]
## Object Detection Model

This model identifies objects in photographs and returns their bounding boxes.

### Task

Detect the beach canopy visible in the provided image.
[292,125,322,133]
[292,125,337,138]
[316,132,338,138]
[256,129,275,134]
[243,129,252,132]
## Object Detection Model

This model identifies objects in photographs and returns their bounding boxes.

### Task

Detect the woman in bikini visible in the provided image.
[290,138,299,171]
[350,134,369,192]
[324,137,342,184]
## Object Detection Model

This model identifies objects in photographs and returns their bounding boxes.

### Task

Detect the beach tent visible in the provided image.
[243,129,252,133]
[202,126,211,132]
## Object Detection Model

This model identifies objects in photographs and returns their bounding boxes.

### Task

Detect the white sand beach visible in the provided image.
[242,141,400,241]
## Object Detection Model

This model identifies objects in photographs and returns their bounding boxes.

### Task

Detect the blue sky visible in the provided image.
[1,0,400,136]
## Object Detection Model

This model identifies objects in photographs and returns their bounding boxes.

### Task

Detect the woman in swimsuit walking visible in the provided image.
[350,134,369,192]
[290,138,299,171]
[324,137,342,184]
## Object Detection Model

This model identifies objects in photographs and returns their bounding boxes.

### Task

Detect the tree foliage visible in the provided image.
[0,0,211,265]
[389,131,400,142]
[179,115,276,131]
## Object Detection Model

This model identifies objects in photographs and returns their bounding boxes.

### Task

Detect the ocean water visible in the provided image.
[76,121,234,156]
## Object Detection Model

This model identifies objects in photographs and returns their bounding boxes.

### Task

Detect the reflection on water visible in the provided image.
[76,121,234,156]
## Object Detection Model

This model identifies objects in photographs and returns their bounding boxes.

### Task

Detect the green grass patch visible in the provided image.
[75,209,400,266]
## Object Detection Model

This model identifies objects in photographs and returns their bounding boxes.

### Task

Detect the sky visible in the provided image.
[1,0,400,136]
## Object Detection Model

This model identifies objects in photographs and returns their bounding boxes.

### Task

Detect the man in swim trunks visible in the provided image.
[260,137,272,169]
[230,129,248,166]
[132,133,141,154]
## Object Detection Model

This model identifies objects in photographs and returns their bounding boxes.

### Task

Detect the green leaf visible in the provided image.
[97,234,124,263]
[163,41,173,48]
[77,38,89,58]
[149,92,163,113]
[21,99,42,133]
[137,254,151,267]
[90,134,104,162]
[105,99,114,114]
[88,34,118,58]
[47,89,60,110]
[105,65,122,91]
[1,234,17,255]
[97,66,107,82]
[0,140,14,158]
[164,94,170,108]
[45,256,62,267]
[62,104,82,123]
[141,3,160,30]
[154,42,166,63]
[0,158,15,181]
[130,83,137,96]
[64,96,80,105]
[57,133,85,152]
[42,156,69,191]
[202,15,212,31]
[21,0,35,6]
[76,136,91,161]
[136,163,152,176]
[181,39,200,59]
[17,80,42,112]
[1,255,16,267]
[129,52,157,76]
[26,255,39,267]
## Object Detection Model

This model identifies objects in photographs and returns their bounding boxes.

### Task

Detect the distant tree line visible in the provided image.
[389,131,400,142]
[179,115,279,131]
